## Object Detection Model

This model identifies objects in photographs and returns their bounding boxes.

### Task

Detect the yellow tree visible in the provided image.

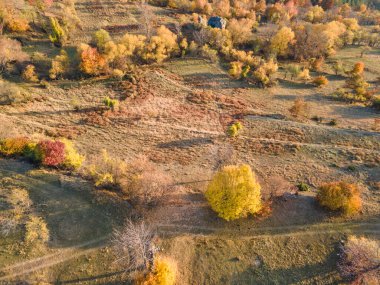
[141,26,179,63]
[135,257,177,285]
[269,26,295,57]
[205,164,262,221]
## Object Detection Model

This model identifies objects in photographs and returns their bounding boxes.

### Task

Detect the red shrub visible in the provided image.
[27,0,54,9]
[38,140,65,166]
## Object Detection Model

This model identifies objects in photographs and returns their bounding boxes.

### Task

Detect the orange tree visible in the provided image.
[317,181,362,215]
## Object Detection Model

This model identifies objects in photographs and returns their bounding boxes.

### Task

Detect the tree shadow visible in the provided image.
[5,106,103,117]
[182,73,246,89]
[57,270,128,284]
[0,159,114,248]
[157,137,214,149]
[331,104,379,120]
[277,79,315,90]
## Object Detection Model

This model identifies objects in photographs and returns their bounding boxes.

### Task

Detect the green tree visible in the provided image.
[92,29,111,53]
[332,60,344,75]
[205,164,262,221]
[48,17,66,47]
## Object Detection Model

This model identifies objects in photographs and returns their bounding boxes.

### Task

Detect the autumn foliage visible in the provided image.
[0,136,83,169]
[0,137,30,156]
[312,76,329,87]
[205,164,262,221]
[135,257,177,285]
[79,44,106,75]
[37,140,66,166]
[317,181,362,216]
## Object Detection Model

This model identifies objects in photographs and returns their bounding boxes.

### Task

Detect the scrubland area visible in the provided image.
[0,0,379,284]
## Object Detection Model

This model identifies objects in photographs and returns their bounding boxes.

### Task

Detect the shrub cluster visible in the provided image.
[0,137,84,170]
[85,149,127,188]
[85,152,172,206]
[76,26,180,77]
[103,96,119,111]
[0,137,30,156]
[37,140,66,166]
[49,50,70,79]
[312,75,329,87]
[289,98,309,118]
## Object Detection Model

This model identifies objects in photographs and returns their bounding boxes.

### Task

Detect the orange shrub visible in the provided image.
[78,44,106,75]
[5,16,30,33]
[351,62,365,74]
[312,76,328,87]
[317,181,362,216]
[0,137,30,156]
[289,98,308,118]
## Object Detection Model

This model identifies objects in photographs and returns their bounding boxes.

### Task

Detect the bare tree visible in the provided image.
[193,28,208,46]
[137,1,155,40]
[0,36,29,74]
[266,175,293,199]
[338,236,380,284]
[120,155,173,206]
[113,219,157,271]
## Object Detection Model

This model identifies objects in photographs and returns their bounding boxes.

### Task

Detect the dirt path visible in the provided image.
[1,219,378,281]
[0,235,109,281]
[156,220,380,238]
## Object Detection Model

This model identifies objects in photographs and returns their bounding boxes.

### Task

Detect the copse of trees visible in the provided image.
[333,62,373,103]
[205,164,262,221]
[85,152,172,206]
[4,0,380,92]
[72,26,181,78]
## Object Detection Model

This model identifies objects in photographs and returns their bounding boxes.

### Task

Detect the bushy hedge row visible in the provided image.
[0,137,84,170]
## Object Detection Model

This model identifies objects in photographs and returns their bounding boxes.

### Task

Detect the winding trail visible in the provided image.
[1,220,379,281]
[0,236,109,281]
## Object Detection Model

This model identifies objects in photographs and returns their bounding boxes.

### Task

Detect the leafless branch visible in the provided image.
[113,219,158,271]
